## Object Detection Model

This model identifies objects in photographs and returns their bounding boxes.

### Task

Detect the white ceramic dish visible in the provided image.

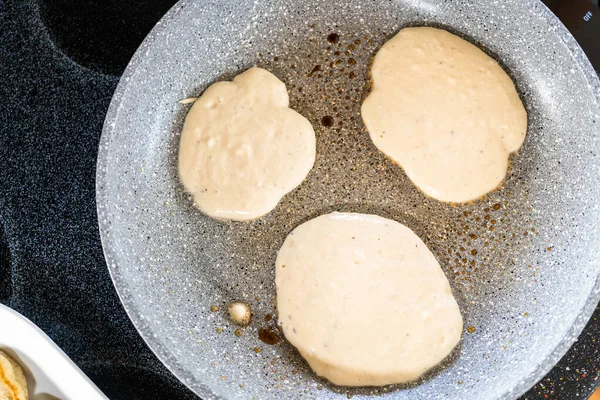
[0,304,107,400]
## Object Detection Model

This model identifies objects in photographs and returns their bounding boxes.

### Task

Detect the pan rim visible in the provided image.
[96,0,600,399]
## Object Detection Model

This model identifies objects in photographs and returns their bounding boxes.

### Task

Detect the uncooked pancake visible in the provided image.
[275,212,463,386]
[361,27,527,203]
[178,67,316,221]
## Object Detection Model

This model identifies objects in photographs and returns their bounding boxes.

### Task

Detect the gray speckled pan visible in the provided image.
[97,0,600,399]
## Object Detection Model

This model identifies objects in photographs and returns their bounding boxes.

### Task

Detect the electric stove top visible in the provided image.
[0,0,598,399]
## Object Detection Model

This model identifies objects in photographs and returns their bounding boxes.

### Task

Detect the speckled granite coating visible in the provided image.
[0,0,599,399]
[98,0,600,399]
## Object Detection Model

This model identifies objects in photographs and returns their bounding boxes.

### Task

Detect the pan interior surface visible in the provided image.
[97,0,600,399]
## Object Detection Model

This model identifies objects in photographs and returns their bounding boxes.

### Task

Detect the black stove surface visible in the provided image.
[0,0,598,399]
[545,0,600,71]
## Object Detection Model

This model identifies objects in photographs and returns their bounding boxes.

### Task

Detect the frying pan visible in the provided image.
[96,0,600,399]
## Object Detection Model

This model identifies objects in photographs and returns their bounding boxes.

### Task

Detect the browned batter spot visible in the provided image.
[327,33,340,44]
[321,116,334,127]
[228,302,253,326]
[258,328,279,345]
[308,65,321,77]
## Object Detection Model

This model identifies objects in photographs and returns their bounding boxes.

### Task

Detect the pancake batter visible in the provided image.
[275,212,463,386]
[178,67,316,221]
[362,27,527,203]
